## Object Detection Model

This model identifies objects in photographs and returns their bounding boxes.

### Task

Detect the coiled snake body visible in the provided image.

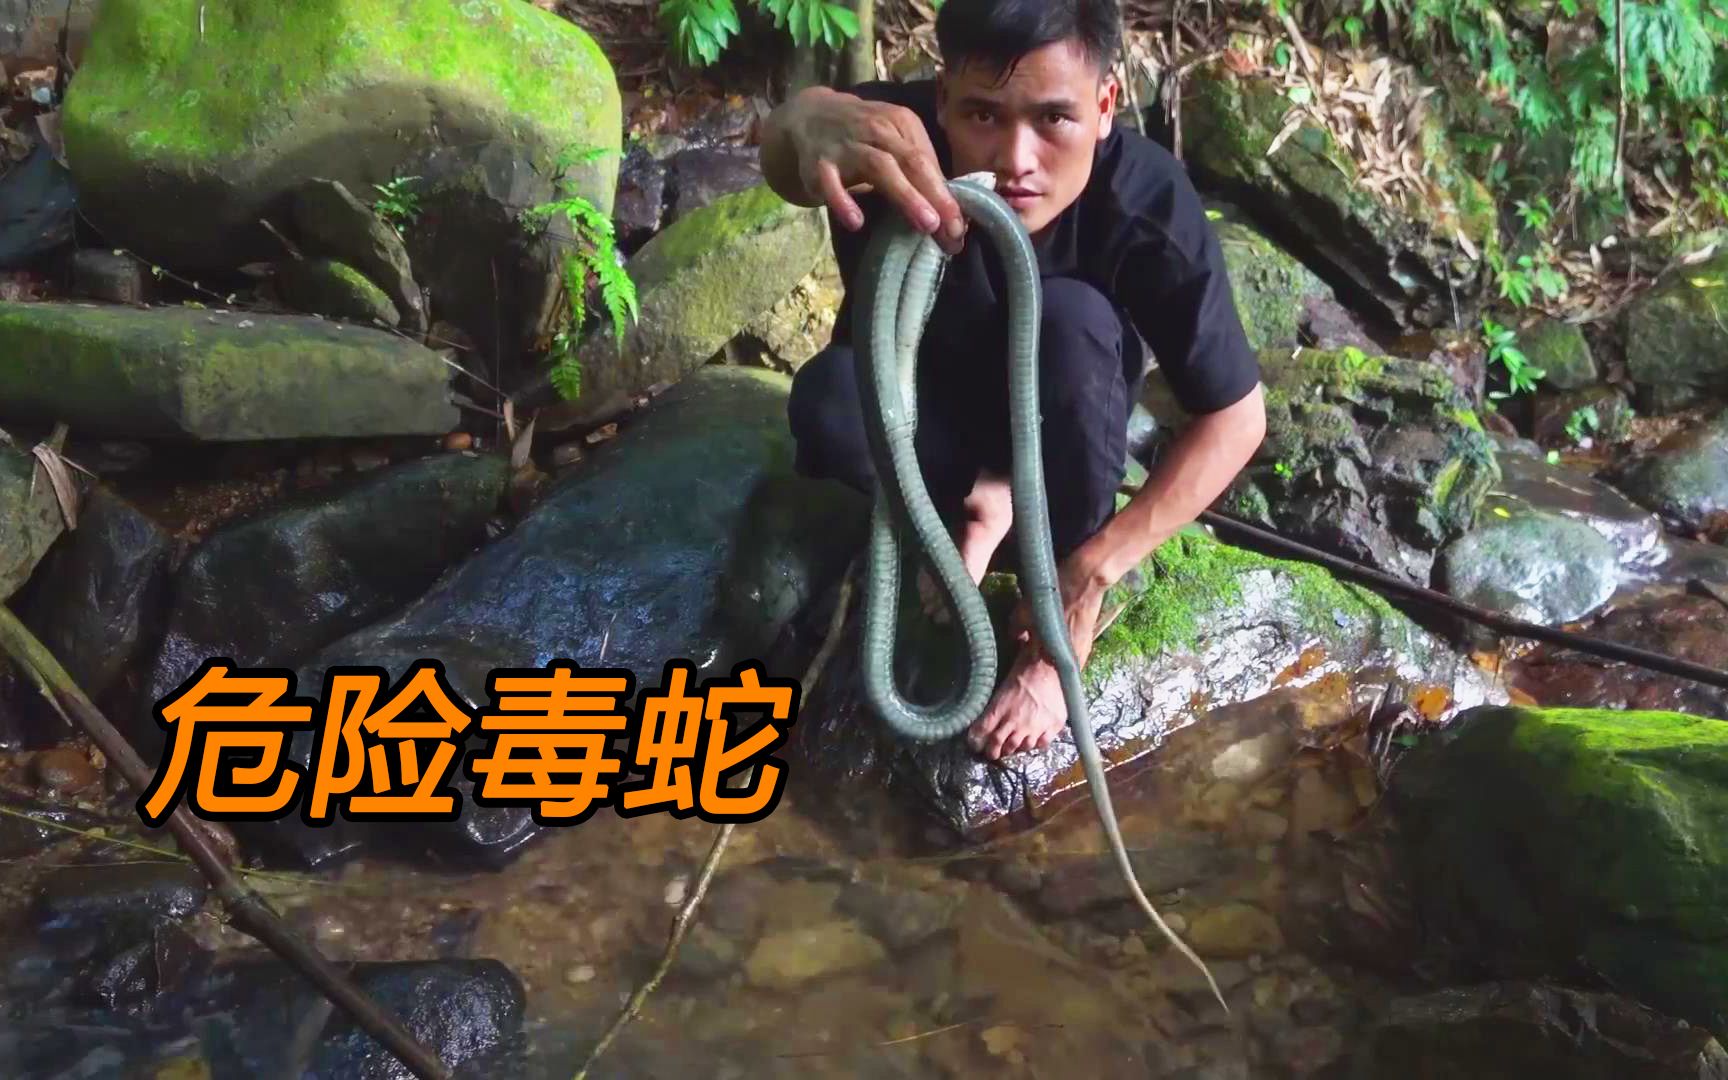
[854,174,1225,1011]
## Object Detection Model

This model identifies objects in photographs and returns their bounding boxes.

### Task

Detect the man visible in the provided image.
[765,0,1267,761]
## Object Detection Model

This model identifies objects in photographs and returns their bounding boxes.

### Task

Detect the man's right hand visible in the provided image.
[762,87,967,255]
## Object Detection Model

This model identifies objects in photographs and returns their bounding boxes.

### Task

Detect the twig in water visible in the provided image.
[571,568,860,1080]
[0,605,454,1080]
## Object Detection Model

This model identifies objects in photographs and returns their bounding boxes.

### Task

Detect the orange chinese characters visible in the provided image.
[616,661,705,816]
[137,660,314,827]
[465,662,632,825]
[304,661,475,824]
[692,661,799,824]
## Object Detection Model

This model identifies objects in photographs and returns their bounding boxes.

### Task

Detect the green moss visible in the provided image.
[1088,526,1402,681]
[1430,457,1464,507]
[1452,407,1484,434]
[64,0,618,177]
[632,184,803,277]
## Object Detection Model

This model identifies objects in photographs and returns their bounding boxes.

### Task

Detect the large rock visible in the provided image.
[20,487,174,702]
[1517,318,1597,391]
[1213,215,1334,350]
[0,142,76,270]
[554,184,828,425]
[0,303,459,440]
[0,432,64,599]
[1435,448,1661,629]
[1392,706,1728,1036]
[142,451,508,743]
[287,178,425,333]
[1624,254,1728,412]
[61,0,620,361]
[1180,62,1495,331]
[1335,982,1728,1079]
[259,367,866,869]
[793,525,1500,840]
[1155,345,1500,586]
[1614,410,1728,533]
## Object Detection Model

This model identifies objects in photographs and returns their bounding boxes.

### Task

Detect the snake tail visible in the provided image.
[855,176,1228,1012]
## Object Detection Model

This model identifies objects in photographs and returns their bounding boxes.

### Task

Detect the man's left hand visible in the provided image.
[966,556,1107,761]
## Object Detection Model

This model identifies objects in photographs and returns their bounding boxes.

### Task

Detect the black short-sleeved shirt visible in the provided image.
[828,79,1262,416]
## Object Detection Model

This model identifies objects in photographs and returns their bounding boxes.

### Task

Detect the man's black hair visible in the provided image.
[934,0,1122,81]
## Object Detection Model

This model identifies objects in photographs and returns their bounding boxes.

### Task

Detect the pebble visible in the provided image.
[1209,731,1292,785]
[564,964,596,985]
[742,919,886,989]
[552,443,585,468]
[1187,903,1285,959]
[1241,808,1289,844]
[665,876,688,907]
[443,431,473,451]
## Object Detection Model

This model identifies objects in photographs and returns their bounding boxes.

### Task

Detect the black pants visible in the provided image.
[787,276,1145,564]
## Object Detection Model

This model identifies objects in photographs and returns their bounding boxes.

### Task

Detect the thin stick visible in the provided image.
[571,568,860,1080]
[1612,0,1627,198]
[0,605,453,1080]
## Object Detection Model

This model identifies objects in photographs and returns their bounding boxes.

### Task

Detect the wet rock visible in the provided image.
[1517,318,1597,390]
[0,303,458,440]
[63,0,619,364]
[835,881,958,952]
[1336,982,1728,1079]
[274,257,400,327]
[1624,252,1728,411]
[276,368,863,870]
[142,451,505,746]
[1614,410,1728,533]
[1513,590,1728,720]
[1532,385,1633,449]
[193,958,525,1079]
[674,923,743,982]
[1437,492,1621,626]
[288,177,426,333]
[1213,216,1334,351]
[1160,345,1499,587]
[1388,327,1488,405]
[19,486,173,701]
[35,863,207,934]
[0,432,66,599]
[613,141,667,253]
[0,141,75,270]
[549,184,828,428]
[1180,62,1494,331]
[69,249,148,305]
[1301,294,1381,352]
[1187,903,1284,959]
[795,525,1500,840]
[1392,706,1728,1035]
[663,146,764,224]
[29,746,100,794]
[1035,829,1250,919]
[744,919,887,989]
[1494,451,1663,567]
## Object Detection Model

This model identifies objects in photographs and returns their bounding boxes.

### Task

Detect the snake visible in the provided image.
[852,172,1227,1013]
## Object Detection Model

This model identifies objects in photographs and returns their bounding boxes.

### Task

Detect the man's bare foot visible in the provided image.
[968,647,1067,760]
[916,471,1013,624]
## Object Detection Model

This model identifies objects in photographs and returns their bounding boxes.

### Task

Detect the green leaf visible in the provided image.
[825,3,858,36]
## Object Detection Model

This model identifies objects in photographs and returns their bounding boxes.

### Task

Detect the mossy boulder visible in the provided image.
[1391,706,1728,1036]
[1214,217,1334,350]
[274,258,399,327]
[792,525,1500,840]
[1436,500,1621,627]
[0,434,65,600]
[1624,254,1728,412]
[1614,409,1728,533]
[1517,318,1597,391]
[0,302,458,440]
[1149,345,1500,587]
[549,183,829,426]
[1181,63,1495,331]
[62,0,620,361]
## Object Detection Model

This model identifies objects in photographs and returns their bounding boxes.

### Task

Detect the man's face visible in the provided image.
[935,39,1118,236]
